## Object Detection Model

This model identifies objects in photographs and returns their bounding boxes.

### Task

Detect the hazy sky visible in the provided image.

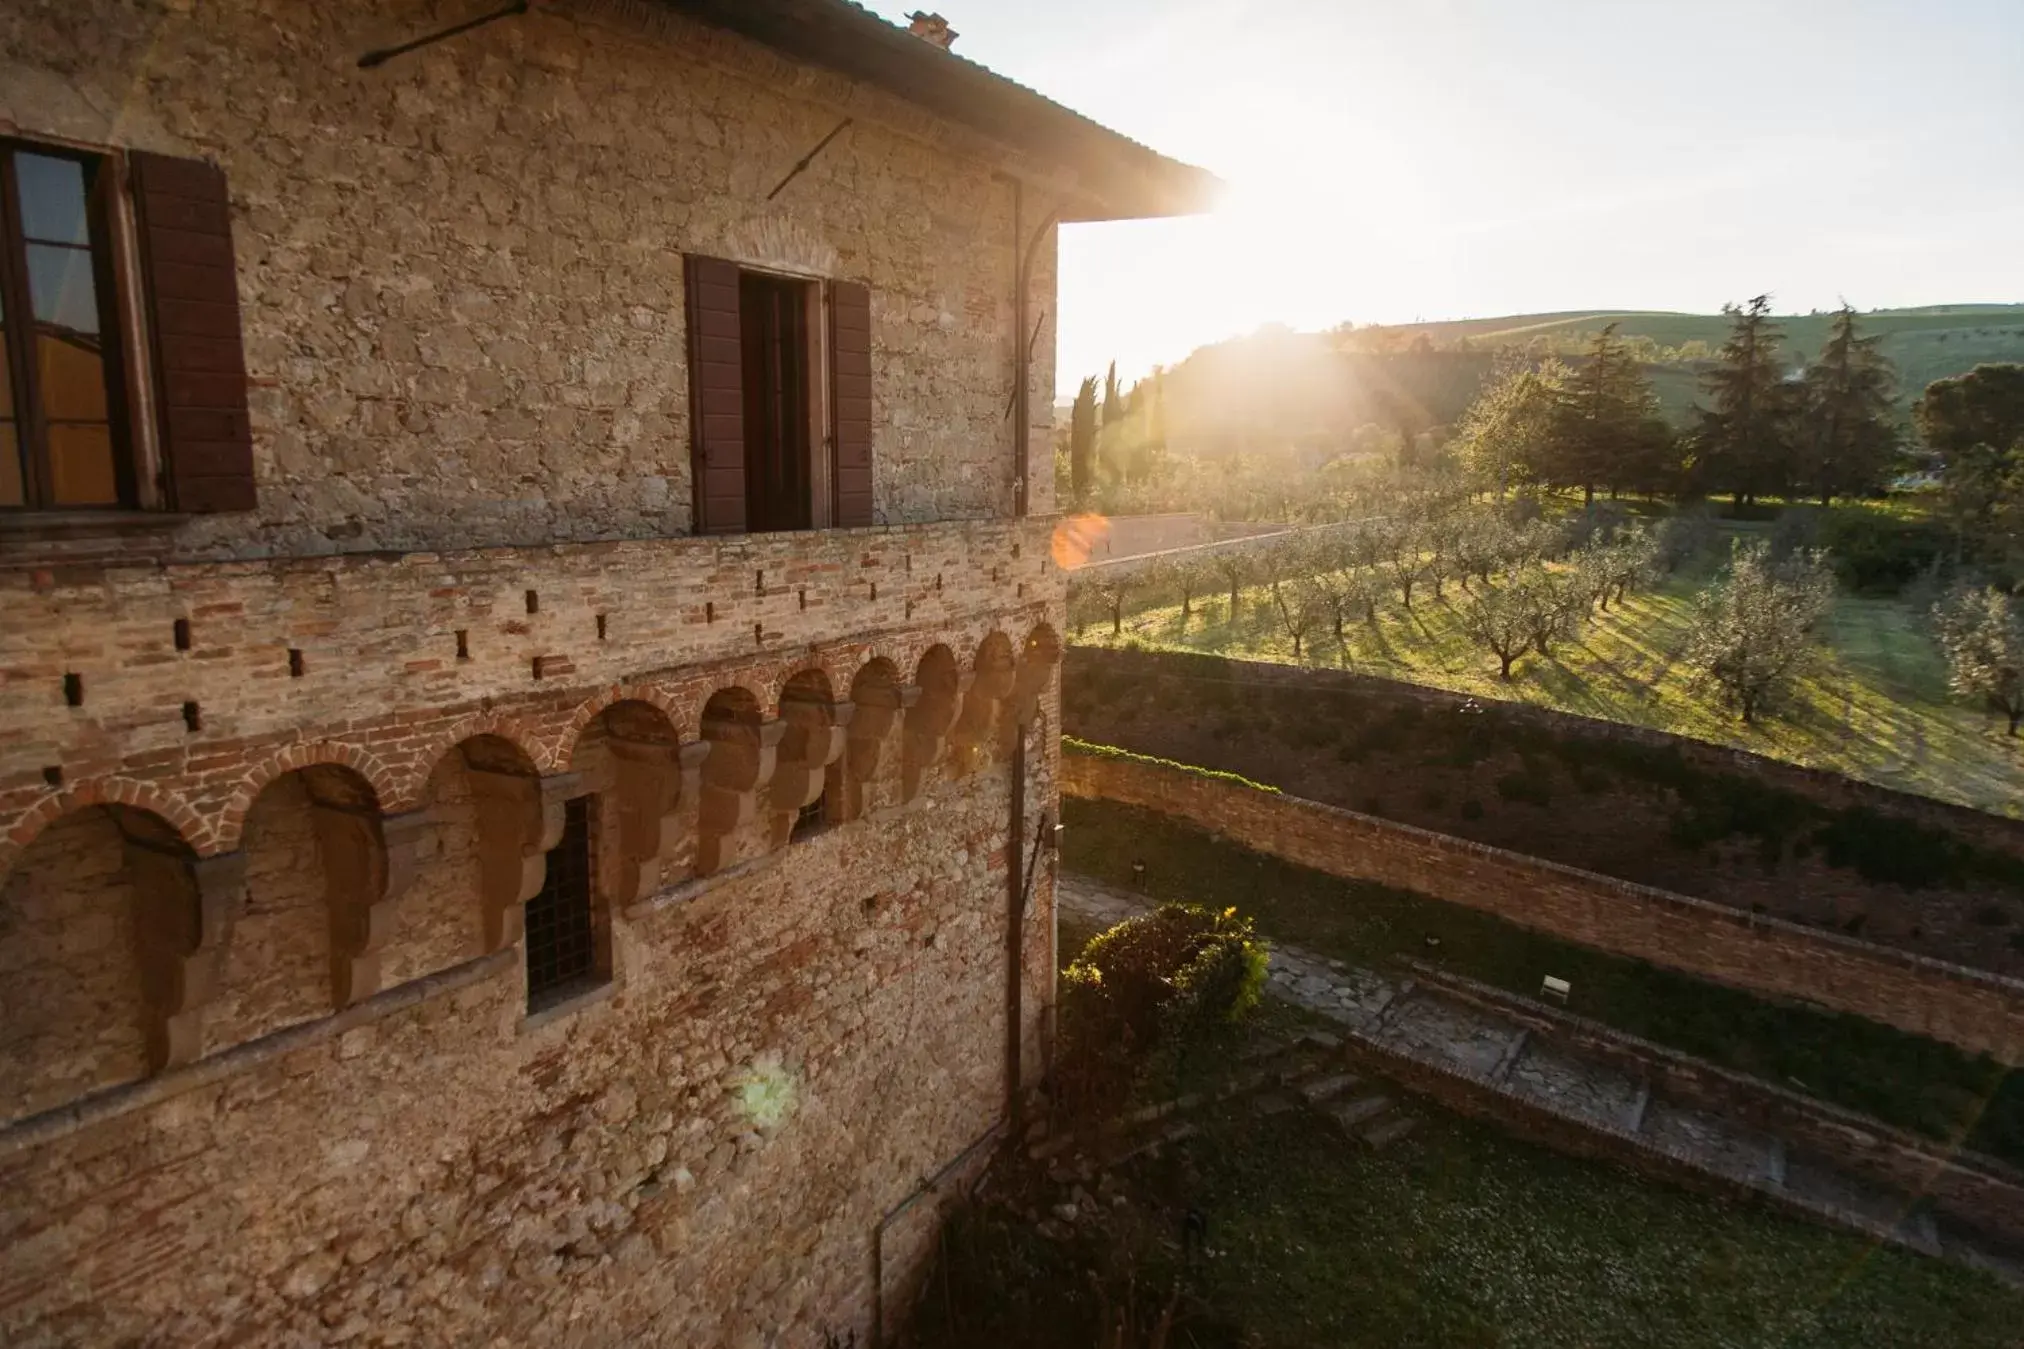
[862,0,2024,395]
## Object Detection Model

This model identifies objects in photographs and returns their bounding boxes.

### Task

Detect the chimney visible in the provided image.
[906,11,957,50]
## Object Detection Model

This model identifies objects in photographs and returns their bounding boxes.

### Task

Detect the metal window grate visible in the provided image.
[526,795,597,1009]
[793,791,826,841]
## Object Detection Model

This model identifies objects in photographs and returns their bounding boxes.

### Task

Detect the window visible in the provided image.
[0,143,132,508]
[0,137,255,517]
[685,254,872,535]
[525,796,601,1010]
[792,791,828,842]
[740,270,815,531]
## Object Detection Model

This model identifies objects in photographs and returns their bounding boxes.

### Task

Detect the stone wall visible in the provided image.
[0,755,1060,1346]
[0,0,1057,559]
[1065,647,2024,977]
[1062,749,2024,1065]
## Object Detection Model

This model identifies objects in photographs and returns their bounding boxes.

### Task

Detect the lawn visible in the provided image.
[1074,543,2024,819]
[917,1031,2024,1348]
[1061,796,2024,1167]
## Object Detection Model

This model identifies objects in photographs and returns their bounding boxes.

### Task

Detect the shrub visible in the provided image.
[1820,510,1950,593]
[1460,798,1485,821]
[1057,904,1268,1117]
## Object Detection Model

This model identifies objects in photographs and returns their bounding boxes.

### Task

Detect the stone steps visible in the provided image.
[1330,1092,1394,1131]
[1361,1113,1419,1150]
[1056,872,2024,1289]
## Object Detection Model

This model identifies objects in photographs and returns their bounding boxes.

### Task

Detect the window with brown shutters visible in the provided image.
[0,138,255,516]
[685,253,873,535]
[685,254,747,535]
[130,151,255,514]
[829,280,873,528]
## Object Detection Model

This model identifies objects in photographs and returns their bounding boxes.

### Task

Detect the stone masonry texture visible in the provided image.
[0,1,1076,1343]
[0,0,1058,558]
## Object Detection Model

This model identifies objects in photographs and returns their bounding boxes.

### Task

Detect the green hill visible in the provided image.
[1384,304,2024,411]
[1152,305,2024,445]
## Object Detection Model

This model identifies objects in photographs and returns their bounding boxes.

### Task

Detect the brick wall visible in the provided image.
[1062,751,2024,1065]
[1,519,1057,852]
[1065,647,2024,977]
[1068,647,2024,853]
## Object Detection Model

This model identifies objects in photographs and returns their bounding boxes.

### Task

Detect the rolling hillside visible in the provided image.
[1386,304,2024,408]
[1149,305,2024,446]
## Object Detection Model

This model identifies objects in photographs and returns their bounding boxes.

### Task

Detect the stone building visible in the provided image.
[0,3,1209,1344]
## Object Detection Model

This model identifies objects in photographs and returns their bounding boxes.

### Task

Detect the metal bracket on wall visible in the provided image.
[767,118,855,201]
[358,0,532,69]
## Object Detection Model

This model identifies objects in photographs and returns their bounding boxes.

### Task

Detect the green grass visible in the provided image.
[1063,796,2024,1166]
[1191,1102,2023,1347]
[1077,542,2024,819]
[916,1057,2024,1347]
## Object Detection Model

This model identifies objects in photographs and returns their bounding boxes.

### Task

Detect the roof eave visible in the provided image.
[659,0,1221,222]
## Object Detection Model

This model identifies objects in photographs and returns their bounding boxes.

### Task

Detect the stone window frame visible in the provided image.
[0,133,164,515]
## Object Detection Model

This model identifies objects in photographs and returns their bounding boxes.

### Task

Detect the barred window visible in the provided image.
[525,795,599,1011]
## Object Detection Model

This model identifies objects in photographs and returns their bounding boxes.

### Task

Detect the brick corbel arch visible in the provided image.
[1,779,209,873]
[215,741,402,852]
[558,684,690,765]
[397,713,551,810]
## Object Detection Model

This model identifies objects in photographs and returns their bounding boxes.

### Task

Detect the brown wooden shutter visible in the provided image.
[684,254,746,535]
[129,151,255,513]
[829,280,873,528]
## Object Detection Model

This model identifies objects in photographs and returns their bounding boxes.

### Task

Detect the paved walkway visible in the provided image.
[1059,872,2024,1289]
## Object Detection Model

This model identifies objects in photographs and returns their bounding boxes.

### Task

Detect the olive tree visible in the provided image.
[1682,539,1836,723]
[1459,577,1538,679]
[1933,584,2024,736]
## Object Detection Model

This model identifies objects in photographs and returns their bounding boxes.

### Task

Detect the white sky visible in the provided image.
[861,0,2024,396]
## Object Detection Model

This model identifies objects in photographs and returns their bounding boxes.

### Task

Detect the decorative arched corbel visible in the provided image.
[125,839,245,1071]
[948,658,1015,776]
[609,736,711,903]
[310,802,430,1008]
[769,698,854,845]
[1005,632,1064,739]
[902,674,965,803]
[697,716,784,876]
[842,681,917,820]
[468,768,583,952]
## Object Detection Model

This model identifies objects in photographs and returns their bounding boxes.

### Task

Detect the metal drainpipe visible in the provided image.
[1007,183,1058,1118]
[1007,721,1026,1126]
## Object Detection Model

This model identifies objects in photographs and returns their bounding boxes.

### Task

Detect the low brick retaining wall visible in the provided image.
[1063,748,2024,1065]
[1067,646,2024,853]
[1404,961,2024,1249]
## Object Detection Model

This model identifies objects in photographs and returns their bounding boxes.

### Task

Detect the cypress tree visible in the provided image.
[1798,305,1898,506]
[1544,323,1656,507]
[1695,296,1798,507]
[1069,375,1098,505]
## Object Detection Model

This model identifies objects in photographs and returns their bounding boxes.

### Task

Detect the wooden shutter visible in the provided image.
[684,254,746,535]
[129,151,255,513]
[829,280,873,528]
